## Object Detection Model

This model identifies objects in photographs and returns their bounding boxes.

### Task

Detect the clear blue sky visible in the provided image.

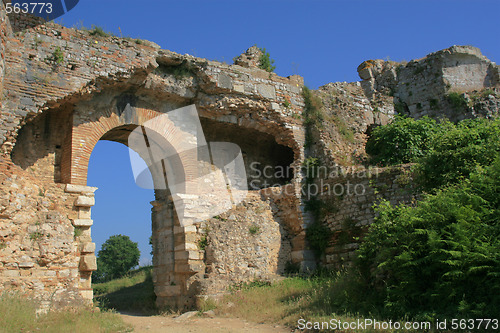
[56,0,500,265]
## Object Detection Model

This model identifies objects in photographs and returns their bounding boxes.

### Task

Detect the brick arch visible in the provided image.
[64,106,196,193]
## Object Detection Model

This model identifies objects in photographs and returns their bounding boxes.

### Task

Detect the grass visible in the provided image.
[332,115,355,143]
[216,272,423,333]
[0,293,131,333]
[89,25,114,37]
[93,266,157,314]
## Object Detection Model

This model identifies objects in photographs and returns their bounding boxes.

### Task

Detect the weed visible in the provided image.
[158,62,193,79]
[52,47,64,65]
[93,266,157,315]
[73,227,82,239]
[89,25,112,37]
[306,220,332,257]
[332,115,355,143]
[394,101,406,114]
[481,88,496,98]
[282,97,291,108]
[197,234,208,250]
[446,92,468,111]
[29,231,44,241]
[198,298,217,313]
[248,224,260,235]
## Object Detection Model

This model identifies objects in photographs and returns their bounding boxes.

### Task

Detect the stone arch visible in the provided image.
[66,104,210,308]
[64,105,196,190]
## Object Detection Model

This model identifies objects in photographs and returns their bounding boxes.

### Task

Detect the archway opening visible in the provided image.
[87,140,155,310]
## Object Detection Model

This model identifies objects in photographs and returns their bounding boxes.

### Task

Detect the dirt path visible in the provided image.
[119,312,293,333]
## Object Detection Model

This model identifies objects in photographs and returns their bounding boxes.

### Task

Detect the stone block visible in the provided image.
[3,270,20,277]
[257,84,276,99]
[217,73,233,90]
[155,285,181,297]
[80,242,95,253]
[79,289,93,300]
[19,262,34,268]
[73,219,93,227]
[65,184,98,194]
[75,196,95,207]
[78,207,91,219]
[79,255,97,271]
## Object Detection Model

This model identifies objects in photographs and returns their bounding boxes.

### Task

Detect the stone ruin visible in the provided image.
[0,5,498,310]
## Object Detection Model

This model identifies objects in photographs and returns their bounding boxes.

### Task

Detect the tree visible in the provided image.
[93,234,140,283]
[258,47,276,72]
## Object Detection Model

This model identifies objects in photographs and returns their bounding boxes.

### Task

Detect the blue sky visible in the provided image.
[55,0,500,265]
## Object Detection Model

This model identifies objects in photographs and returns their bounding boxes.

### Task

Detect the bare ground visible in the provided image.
[119,312,293,333]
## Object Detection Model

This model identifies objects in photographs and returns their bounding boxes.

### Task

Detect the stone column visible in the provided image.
[65,184,98,304]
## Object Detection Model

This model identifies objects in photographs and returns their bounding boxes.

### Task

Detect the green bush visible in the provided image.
[258,47,276,72]
[416,118,500,192]
[356,157,500,320]
[446,92,469,111]
[89,25,112,37]
[306,220,332,257]
[366,115,448,166]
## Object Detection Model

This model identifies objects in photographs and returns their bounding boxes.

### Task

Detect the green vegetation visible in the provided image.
[217,274,421,332]
[301,86,324,147]
[89,25,113,37]
[248,224,260,235]
[366,115,449,166]
[93,234,140,283]
[258,47,276,72]
[158,61,194,79]
[305,221,332,257]
[29,231,44,241]
[0,293,130,332]
[282,97,291,108]
[51,46,64,65]
[357,157,500,320]
[332,115,355,142]
[416,118,500,191]
[73,226,82,239]
[367,116,500,191]
[197,234,208,250]
[481,88,496,98]
[93,266,157,314]
[302,156,320,183]
[446,92,468,111]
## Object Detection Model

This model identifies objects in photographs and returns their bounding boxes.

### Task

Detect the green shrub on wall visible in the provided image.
[306,220,332,258]
[258,47,276,72]
[416,118,500,192]
[356,157,500,319]
[365,115,448,166]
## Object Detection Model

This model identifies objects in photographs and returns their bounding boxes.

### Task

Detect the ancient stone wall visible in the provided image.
[2,2,499,310]
[0,5,311,310]
[358,45,500,122]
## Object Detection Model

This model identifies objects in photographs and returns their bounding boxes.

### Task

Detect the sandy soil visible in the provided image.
[119,312,293,333]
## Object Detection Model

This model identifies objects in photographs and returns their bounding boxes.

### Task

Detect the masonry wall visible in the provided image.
[359,45,500,122]
[317,165,416,268]
[0,6,312,309]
